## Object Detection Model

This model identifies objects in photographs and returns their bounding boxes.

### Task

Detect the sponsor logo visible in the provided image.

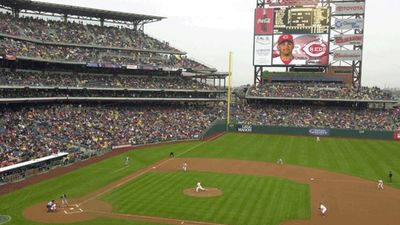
[257,18,271,24]
[335,20,363,29]
[334,35,363,45]
[302,41,327,57]
[333,51,362,60]
[336,6,364,11]
[309,128,330,136]
[255,36,271,45]
[238,125,253,133]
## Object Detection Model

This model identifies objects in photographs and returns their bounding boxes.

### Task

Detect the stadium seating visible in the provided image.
[248,82,393,100]
[0,103,226,167]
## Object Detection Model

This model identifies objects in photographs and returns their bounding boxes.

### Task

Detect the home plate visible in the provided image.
[64,204,83,214]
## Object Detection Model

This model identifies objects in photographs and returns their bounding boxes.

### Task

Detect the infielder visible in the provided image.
[182,162,188,171]
[319,203,327,215]
[60,193,68,207]
[378,179,384,189]
[196,181,206,192]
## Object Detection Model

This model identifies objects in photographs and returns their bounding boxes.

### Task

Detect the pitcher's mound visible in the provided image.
[183,188,223,197]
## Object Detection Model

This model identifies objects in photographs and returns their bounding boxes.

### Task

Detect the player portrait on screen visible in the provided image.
[273,34,306,65]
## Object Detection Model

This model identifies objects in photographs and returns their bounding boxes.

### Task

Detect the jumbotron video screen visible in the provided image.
[254,4,330,66]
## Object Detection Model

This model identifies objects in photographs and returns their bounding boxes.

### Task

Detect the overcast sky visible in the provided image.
[34,0,400,88]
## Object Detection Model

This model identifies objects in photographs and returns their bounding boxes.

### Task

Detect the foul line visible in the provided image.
[86,209,226,225]
[78,141,206,206]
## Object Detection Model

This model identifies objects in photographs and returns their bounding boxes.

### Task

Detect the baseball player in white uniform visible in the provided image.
[196,181,206,192]
[182,162,188,171]
[319,203,327,215]
[378,179,384,189]
[125,156,130,165]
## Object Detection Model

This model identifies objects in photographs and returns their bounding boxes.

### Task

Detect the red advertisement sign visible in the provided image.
[393,132,400,141]
[255,8,274,35]
[334,34,363,46]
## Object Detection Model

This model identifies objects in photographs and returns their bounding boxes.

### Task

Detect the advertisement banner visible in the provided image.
[254,35,273,66]
[255,8,274,35]
[238,124,253,133]
[309,128,330,136]
[273,7,330,34]
[333,34,363,46]
[393,132,400,141]
[335,2,365,15]
[333,50,362,61]
[272,34,329,66]
[335,19,364,29]
[86,62,99,67]
[126,64,138,69]
[5,55,16,61]
[265,0,318,7]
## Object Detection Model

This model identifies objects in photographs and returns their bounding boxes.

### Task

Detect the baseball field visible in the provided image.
[1,133,400,225]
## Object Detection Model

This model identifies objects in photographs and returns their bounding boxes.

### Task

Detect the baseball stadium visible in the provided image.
[1,0,400,225]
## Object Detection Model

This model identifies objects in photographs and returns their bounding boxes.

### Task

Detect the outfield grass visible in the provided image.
[183,133,400,188]
[101,171,310,225]
[1,133,400,225]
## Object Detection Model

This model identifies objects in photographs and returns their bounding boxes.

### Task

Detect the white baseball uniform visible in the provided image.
[319,204,327,215]
[196,182,205,192]
[378,180,384,189]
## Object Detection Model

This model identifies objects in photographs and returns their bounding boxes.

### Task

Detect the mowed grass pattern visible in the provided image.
[184,133,400,187]
[101,171,310,225]
[1,133,400,225]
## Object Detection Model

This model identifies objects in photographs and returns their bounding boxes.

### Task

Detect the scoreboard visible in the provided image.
[274,7,329,34]
[254,5,330,66]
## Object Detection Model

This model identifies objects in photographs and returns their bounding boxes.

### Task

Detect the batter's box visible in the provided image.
[63,204,83,214]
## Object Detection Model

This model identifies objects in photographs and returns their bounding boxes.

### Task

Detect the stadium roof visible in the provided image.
[0,0,165,23]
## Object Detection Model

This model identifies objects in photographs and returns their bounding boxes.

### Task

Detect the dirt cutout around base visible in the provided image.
[24,157,400,225]
[184,188,223,197]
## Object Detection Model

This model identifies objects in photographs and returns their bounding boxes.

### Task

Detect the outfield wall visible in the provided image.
[202,120,396,140]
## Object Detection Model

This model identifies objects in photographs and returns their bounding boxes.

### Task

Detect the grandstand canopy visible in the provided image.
[0,0,165,24]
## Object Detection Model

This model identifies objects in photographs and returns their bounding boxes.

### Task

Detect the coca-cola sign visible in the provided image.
[254,8,274,35]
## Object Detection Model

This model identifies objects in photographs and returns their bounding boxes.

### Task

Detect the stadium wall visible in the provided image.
[203,121,396,140]
[201,120,227,139]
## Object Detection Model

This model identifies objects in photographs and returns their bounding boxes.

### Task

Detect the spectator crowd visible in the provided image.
[0,12,179,51]
[232,103,395,131]
[0,12,211,70]
[0,70,221,90]
[0,103,226,168]
[249,82,393,100]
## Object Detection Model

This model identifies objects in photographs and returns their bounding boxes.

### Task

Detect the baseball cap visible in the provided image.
[277,34,294,44]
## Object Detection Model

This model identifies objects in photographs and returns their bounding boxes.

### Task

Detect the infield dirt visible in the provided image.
[24,158,400,225]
